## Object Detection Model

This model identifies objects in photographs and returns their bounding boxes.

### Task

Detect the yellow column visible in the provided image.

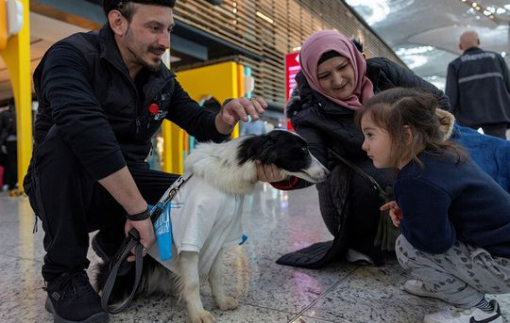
[0,0,32,194]
[162,120,184,174]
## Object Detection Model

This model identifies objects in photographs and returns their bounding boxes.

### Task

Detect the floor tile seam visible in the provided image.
[235,301,299,317]
[286,266,361,323]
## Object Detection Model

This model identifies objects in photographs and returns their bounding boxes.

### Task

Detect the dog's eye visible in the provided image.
[301,147,308,153]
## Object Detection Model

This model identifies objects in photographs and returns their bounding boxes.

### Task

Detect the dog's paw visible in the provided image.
[216,296,238,311]
[189,310,215,323]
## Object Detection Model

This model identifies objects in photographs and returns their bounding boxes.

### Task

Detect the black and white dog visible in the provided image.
[97,130,329,323]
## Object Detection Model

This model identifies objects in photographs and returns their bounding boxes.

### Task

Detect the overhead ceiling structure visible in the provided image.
[344,0,510,90]
[0,0,263,103]
[0,13,90,103]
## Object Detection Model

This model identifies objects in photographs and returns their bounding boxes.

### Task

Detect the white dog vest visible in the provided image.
[149,175,244,281]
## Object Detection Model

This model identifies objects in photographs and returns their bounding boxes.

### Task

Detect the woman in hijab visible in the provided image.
[272,30,452,267]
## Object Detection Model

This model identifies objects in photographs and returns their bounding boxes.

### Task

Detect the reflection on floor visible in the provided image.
[1,184,509,323]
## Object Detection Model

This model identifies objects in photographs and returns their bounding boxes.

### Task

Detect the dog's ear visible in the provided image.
[237,134,276,165]
[256,138,278,164]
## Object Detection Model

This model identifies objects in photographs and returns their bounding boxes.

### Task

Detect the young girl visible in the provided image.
[359,87,510,323]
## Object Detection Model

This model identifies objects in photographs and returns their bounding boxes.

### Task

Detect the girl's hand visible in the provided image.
[380,200,402,227]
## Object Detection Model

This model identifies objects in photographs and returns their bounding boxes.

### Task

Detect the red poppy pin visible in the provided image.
[148,103,159,116]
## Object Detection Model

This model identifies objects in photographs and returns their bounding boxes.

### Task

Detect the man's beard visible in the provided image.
[127,46,162,72]
[141,55,161,72]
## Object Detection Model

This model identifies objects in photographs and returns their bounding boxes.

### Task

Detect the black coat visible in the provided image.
[31,24,227,181]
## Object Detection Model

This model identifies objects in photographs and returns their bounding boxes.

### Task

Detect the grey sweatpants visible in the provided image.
[396,234,510,308]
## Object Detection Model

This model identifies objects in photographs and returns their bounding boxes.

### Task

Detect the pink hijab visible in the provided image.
[300,30,374,111]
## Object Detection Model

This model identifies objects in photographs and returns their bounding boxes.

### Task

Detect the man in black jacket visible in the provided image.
[24,1,268,322]
[445,30,510,139]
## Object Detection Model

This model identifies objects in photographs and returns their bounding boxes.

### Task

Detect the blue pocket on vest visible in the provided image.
[151,203,173,261]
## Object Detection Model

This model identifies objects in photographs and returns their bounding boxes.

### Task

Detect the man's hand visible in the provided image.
[256,161,287,183]
[216,97,268,134]
[380,201,402,227]
[124,218,156,262]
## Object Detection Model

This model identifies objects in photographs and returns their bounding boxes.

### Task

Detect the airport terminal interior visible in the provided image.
[2,0,510,323]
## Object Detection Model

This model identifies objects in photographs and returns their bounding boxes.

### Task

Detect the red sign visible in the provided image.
[285,52,300,102]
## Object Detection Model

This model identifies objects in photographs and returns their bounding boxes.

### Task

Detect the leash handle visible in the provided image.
[101,234,143,314]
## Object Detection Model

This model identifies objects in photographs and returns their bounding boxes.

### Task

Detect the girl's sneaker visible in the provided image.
[423,300,502,323]
[404,280,446,301]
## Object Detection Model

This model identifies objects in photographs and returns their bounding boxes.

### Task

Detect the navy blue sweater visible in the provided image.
[395,150,510,257]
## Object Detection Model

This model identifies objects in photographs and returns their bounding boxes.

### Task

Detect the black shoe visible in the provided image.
[45,271,109,323]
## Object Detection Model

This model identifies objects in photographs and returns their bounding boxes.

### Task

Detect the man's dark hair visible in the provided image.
[103,0,176,19]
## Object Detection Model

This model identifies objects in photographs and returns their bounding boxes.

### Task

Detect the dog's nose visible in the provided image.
[318,168,330,182]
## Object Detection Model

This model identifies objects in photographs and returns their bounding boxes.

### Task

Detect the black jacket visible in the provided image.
[445,47,510,127]
[283,57,449,189]
[31,24,227,181]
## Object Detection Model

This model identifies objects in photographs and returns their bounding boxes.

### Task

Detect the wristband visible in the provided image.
[126,208,151,221]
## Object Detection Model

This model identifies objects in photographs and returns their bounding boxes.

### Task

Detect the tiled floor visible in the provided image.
[1,184,509,323]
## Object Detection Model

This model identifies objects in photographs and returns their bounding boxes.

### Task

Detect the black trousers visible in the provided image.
[481,123,508,139]
[468,123,508,139]
[26,127,178,281]
[3,140,17,189]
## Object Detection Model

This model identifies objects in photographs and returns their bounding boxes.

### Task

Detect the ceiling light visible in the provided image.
[394,45,435,69]
[395,45,434,56]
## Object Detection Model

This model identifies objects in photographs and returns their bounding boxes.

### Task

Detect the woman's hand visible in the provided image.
[255,161,287,183]
[380,200,402,227]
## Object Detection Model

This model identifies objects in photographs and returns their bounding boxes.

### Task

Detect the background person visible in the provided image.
[360,87,510,323]
[445,30,510,139]
[0,98,18,195]
[24,1,268,322]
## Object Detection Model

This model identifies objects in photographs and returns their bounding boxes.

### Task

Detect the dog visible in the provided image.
[96,130,329,323]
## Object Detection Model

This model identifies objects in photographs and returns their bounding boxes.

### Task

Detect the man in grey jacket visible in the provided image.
[445,30,510,139]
